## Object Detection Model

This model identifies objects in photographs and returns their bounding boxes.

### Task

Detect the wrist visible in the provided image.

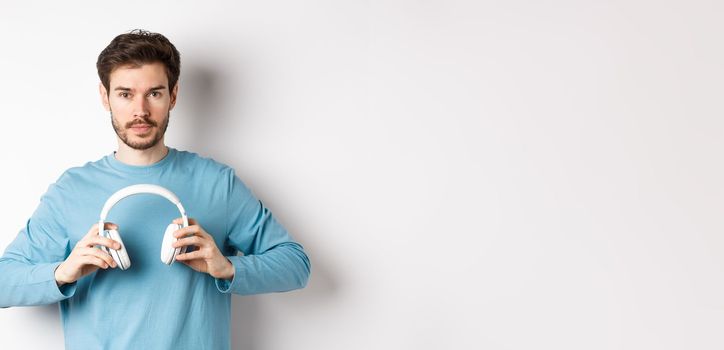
[216,258,235,280]
[54,263,70,286]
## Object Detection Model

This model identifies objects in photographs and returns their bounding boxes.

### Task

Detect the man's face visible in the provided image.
[100,62,178,150]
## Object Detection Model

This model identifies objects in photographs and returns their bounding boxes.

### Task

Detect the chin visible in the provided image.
[124,134,163,150]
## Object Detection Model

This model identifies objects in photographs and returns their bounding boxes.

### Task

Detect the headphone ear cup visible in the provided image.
[161,224,184,265]
[104,229,131,270]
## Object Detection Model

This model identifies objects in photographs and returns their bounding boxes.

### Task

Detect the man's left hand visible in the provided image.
[171,218,234,280]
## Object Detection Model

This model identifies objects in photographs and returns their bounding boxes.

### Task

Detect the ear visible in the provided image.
[99,83,111,111]
[169,84,179,111]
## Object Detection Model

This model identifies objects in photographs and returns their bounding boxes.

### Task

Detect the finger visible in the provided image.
[79,247,117,268]
[175,250,206,261]
[83,224,101,238]
[80,235,122,250]
[80,255,110,269]
[82,223,119,239]
[172,217,198,227]
[172,235,203,249]
[75,225,101,248]
[173,225,200,238]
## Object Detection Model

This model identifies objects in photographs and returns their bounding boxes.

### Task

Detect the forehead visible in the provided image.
[109,62,168,89]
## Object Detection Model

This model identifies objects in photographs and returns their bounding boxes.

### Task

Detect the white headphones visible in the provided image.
[98,184,189,270]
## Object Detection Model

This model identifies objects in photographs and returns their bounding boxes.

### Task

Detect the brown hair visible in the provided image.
[96,29,181,93]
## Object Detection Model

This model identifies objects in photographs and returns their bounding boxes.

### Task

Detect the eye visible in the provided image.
[118,92,130,98]
[149,91,162,98]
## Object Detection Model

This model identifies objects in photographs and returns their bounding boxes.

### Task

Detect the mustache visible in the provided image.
[125,118,158,128]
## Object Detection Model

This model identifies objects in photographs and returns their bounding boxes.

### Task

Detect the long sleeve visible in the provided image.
[0,181,76,307]
[214,170,311,295]
[0,149,308,349]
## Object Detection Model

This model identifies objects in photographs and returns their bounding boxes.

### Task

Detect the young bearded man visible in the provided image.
[0,29,310,349]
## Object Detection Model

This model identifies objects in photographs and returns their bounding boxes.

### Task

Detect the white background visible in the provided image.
[1,1,723,349]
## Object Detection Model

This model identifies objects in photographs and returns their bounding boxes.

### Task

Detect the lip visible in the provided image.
[129,124,152,133]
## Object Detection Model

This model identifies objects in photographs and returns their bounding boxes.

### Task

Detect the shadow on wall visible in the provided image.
[177,63,237,157]
[35,302,60,324]
[231,239,338,349]
[181,64,339,349]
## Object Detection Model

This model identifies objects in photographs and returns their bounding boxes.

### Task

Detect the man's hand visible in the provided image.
[171,218,234,280]
[55,223,120,286]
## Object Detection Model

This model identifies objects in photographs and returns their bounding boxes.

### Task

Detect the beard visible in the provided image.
[111,111,170,150]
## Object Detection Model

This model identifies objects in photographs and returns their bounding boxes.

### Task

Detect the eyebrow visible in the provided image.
[113,85,167,93]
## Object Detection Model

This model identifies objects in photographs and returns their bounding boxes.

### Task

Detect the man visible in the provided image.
[0,29,310,349]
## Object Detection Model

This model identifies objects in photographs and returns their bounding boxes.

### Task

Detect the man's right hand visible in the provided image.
[54,223,120,286]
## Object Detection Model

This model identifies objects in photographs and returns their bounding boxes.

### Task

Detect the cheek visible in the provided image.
[108,98,131,113]
[149,99,170,110]
[149,100,172,116]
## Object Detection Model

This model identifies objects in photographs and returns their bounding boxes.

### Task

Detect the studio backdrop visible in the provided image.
[1,1,723,349]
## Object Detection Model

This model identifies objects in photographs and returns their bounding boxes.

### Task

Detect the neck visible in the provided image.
[114,140,169,166]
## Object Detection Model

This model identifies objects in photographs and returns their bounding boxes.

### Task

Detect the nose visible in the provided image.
[131,95,150,118]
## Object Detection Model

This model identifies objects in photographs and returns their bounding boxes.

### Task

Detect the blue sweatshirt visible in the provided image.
[0,148,310,349]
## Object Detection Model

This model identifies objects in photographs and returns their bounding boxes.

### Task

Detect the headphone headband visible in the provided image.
[99,184,188,229]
